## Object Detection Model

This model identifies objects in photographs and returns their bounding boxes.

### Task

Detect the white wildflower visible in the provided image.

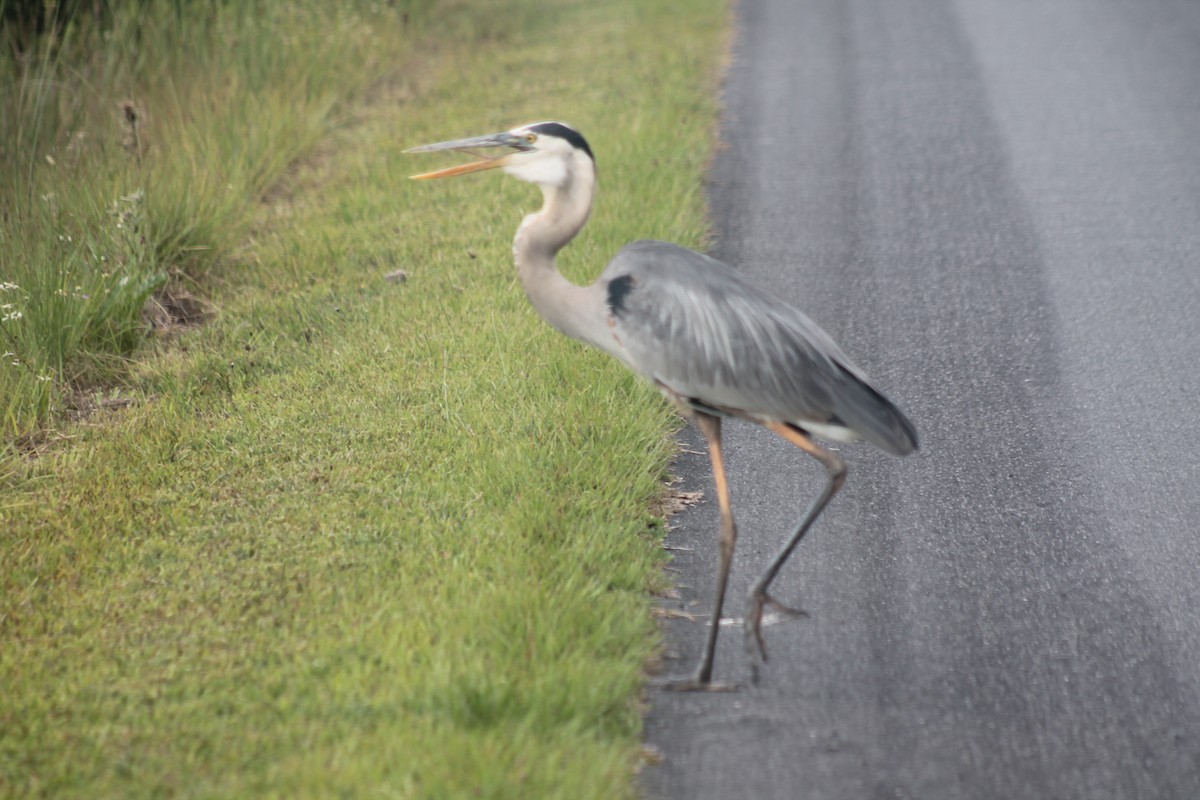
[0,282,18,292]
[2,310,23,322]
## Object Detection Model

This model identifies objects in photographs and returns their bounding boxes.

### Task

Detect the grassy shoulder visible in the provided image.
[0,0,435,437]
[2,0,726,797]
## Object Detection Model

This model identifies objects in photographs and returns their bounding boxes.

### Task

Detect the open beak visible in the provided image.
[404,132,527,180]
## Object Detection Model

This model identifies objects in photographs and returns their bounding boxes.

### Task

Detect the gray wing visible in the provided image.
[601,240,917,455]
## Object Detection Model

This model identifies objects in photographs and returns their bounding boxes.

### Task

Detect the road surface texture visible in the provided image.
[642,0,1200,797]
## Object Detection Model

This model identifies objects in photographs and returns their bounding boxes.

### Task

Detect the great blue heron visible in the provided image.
[407,121,917,689]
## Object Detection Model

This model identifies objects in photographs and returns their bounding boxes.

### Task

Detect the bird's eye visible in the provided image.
[525,133,537,144]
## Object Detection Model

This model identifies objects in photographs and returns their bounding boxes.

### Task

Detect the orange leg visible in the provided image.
[743,423,847,683]
[655,411,738,691]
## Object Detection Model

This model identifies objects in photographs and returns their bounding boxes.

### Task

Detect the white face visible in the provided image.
[500,126,578,188]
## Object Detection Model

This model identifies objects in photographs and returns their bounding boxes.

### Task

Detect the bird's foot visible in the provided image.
[744,590,808,684]
[762,593,808,620]
[648,669,737,693]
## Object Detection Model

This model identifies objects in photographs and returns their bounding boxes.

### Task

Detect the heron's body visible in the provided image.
[408,121,917,688]
[600,241,916,455]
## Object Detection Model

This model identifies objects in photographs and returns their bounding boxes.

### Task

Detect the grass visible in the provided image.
[0,0,727,796]
[0,0,435,437]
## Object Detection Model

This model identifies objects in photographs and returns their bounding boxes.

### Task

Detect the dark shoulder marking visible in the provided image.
[606,274,636,316]
[528,121,595,162]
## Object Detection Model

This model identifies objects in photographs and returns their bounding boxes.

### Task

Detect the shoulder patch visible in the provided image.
[606,274,636,316]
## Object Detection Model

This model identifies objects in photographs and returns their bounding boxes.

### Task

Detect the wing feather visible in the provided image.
[602,241,917,455]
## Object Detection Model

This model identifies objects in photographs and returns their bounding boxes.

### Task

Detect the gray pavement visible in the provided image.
[642,0,1200,797]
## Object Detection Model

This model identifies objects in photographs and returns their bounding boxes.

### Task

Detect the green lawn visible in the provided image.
[1,0,726,797]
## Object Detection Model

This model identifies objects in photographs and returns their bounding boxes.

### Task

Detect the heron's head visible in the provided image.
[406,121,594,190]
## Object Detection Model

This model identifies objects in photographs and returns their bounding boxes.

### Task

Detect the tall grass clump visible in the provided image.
[0,0,432,443]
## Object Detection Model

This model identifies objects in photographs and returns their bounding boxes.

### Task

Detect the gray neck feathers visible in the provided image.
[511,155,610,350]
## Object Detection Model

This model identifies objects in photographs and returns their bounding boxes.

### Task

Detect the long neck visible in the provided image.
[512,158,611,350]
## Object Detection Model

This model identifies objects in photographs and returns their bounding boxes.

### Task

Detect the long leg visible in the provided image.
[745,423,847,683]
[657,411,738,691]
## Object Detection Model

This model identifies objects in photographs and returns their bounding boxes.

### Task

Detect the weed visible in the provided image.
[0,0,432,441]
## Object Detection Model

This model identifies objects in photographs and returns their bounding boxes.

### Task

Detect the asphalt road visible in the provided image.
[642,0,1200,797]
